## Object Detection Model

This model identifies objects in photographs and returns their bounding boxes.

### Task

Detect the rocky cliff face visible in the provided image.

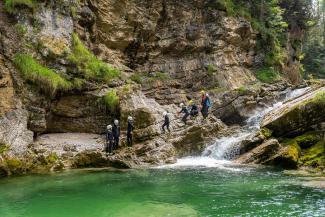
[0,0,307,176]
[91,0,257,89]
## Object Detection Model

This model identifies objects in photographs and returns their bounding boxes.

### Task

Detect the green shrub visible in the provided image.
[4,0,36,13]
[68,33,120,82]
[14,54,71,95]
[207,64,216,75]
[255,67,281,83]
[103,90,119,112]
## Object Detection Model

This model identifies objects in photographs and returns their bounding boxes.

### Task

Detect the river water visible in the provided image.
[0,167,325,217]
[1,87,324,217]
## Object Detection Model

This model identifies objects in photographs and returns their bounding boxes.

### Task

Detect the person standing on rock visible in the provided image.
[112,119,120,150]
[106,125,114,155]
[162,111,170,133]
[179,103,189,124]
[127,116,134,147]
[201,91,211,119]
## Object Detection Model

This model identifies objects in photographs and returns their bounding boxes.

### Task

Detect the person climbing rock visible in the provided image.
[112,119,120,150]
[127,116,134,147]
[186,96,198,117]
[162,111,170,133]
[105,125,114,155]
[179,103,189,124]
[201,91,211,119]
[190,102,199,117]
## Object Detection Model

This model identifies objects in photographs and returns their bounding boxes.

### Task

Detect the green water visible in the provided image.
[0,166,325,217]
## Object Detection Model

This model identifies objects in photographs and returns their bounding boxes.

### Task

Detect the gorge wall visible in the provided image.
[0,0,309,176]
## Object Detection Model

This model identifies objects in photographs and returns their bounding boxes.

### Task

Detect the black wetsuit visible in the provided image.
[190,104,199,117]
[127,120,134,147]
[180,106,189,124]
[112,124,120,150]
[106,130,114,154]
[162,114,170,132]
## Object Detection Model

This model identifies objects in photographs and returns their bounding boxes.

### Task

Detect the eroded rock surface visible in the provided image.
[262,86,325,137]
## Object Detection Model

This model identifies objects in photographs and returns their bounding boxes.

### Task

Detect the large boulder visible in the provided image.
[261,87,325,137]
[235,139,281,164]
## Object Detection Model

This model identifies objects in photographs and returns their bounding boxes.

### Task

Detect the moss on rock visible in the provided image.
[299,141,325,168]
[295,133,319,149]
[73,152,108,168]
[261,128,272,139]
[269,140,301,169]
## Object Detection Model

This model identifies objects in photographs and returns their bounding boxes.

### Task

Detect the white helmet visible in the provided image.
[128,116,133,121]
[180,103,184,107]
[206,93,209,97]
[163,111,167,116]
[114,119,119,125]
[107,125,112,130]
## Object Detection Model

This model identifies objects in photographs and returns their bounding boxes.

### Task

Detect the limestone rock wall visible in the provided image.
[91,0,257,89]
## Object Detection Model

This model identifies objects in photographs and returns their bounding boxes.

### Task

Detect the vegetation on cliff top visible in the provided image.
[13,54,72,95]
[68,34,120,82]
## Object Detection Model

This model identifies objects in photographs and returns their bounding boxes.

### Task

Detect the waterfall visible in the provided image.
[202,87,311,161]
[161,87,310,168]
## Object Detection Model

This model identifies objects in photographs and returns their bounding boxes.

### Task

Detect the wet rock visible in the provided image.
[239,131,265,155]
[235,139,281,164]
[266,144,300,169]
[262,87,325,137]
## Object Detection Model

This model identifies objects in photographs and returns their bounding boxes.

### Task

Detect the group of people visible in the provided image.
[105,91,211,155]
[105,116,134,155]
[162,90,211,132]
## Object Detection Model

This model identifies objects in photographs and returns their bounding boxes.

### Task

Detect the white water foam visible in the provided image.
[158,157,244,171]
[166,87,310,169]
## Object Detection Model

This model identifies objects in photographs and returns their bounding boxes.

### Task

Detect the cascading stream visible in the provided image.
[165,87,311,168]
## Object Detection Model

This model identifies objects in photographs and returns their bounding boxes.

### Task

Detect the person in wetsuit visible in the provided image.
[127,116,134,147]
[112,119,120,150]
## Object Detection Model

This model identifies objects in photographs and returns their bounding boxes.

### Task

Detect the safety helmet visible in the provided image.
[188,100,193,105]
[107,125,112,130]
[205,93,209,97]
[163,111,167,116]
[114,119,119,125]
[180,103,184,107]
[128,116,133,121]
[200,90,205,94]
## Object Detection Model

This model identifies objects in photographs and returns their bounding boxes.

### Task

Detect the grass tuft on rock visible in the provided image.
[68,34,120,82]
[14,54,71,95]
[103,90,120,112]
[4,0,36,13]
